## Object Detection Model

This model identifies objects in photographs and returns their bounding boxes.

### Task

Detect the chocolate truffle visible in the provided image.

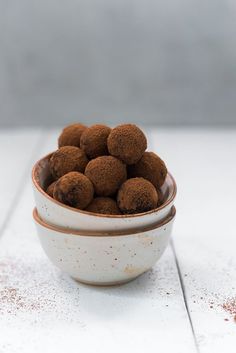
[46,181,57,198]
[117,177,158,214]
[58,123,87,148]
[53,172,94,209]
[128,152,167,188]
[85,156,127,196]
[85,197,121,215]
[49,146,89,179]
[107,124,147,164]
[80,124,111,159]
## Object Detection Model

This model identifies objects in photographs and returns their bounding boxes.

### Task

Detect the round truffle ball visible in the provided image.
[128,152,167,188]
[85,197,121,215]
[46,181,57,198]
[80,124,111,159]
[58,123,87,148]
[49,146,89,180]
[107,124,147,164]
[53,172,94,209]
[117,177,158,214]
[85,156,127,196]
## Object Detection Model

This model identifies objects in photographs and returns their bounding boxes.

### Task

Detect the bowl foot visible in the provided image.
[71,275,142,287]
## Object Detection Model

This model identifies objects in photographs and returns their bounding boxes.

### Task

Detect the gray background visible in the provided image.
[1,0,236,127]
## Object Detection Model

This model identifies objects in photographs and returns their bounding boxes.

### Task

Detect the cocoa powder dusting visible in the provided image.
[0,257,80,318]
[85,156,127,196]
[107,124,147,164]
[222,297,236,316]
[58,123,87,148]
[117,177,158,214]
[53,171,94,209]
[0,259,54,315]
[128,151,167,189]
[50,146,89,179]
[80,124,111,159]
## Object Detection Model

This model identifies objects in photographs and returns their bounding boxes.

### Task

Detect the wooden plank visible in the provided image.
[0,129,196,353]
[151,128,236,353]
[0,129,42,232]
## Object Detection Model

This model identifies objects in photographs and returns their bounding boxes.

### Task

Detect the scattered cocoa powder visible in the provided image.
[222,297,236,316]
[0,257,80,318]
[0,259,55,315]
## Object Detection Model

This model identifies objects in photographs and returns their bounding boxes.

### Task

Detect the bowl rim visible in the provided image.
[32,152,177,219]
[33,206,176,237]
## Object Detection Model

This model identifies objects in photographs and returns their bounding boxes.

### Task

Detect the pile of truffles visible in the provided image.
[46,123,167,215]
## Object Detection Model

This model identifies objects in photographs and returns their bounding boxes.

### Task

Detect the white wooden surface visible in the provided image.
[0,128,235,353]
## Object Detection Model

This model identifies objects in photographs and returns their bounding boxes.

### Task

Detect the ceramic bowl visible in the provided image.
[32,152,177,232]
[33,206,176,286]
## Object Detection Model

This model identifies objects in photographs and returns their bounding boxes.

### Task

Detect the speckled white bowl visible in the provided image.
[32,152,177,232]
[33,206,176,285]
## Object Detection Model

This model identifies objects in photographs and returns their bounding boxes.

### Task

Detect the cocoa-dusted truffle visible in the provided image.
[49,146,89,179]
[85,197,121,215]
[85,156,127,196]
[53,172,94,209]
[80,124,111,159]
[58,123,87,148]
[46,181,57,198]
[128,152,167,189]
[107,124,147,164]
[117,177,158,214]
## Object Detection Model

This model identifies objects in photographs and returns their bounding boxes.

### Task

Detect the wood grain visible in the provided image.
[0,129,42,233]
[0,129,196,353]
[151,128,236,353]
[1,128,236,352]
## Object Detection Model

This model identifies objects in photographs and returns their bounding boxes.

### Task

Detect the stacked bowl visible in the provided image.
[32,152,177,286]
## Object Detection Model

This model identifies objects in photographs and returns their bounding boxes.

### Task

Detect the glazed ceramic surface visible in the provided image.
[32,152,177,232]
[33,207,176,285]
